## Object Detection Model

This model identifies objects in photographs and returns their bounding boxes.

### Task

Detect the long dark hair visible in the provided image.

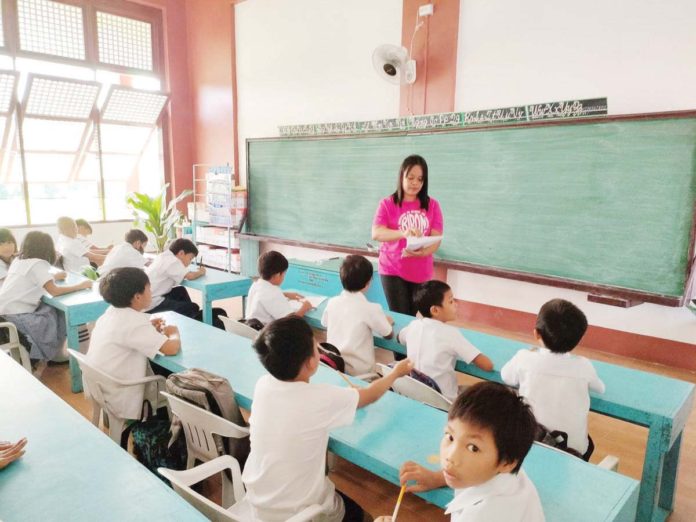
[19,231,57,265]
[392,154,430,209]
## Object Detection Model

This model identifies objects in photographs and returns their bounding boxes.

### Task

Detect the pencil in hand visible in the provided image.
[391,484,407,521]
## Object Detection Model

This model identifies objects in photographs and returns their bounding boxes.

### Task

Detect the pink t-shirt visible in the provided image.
[373,196,444,283]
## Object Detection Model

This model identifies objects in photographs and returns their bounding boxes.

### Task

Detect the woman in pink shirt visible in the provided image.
[371,155,443,315]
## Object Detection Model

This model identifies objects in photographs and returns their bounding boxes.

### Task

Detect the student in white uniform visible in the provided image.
[398,280,493,400]
[245,250,312,326]
[99,229,148,276]
[87,267,180,420]
[501,299,605,460]
[0,228,17,288]
[75,218,112,254]
[240,316,413,522]
[376,382,545,522]
[0,231,92,360]
[144,238,230,328]
[56,216,106,272]
[321,255,394,376]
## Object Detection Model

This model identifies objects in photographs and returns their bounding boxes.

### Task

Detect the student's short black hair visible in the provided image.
[0,228,17,248]
[168,238,198,256]
[535,299,588,353]
[19,231,56,265]
[99,267,150,308]
[75,219,92,233]
[449,382,536,474]
[253,316,314,381]
[257,250,288,280]
[125,229,148,245]
[340,255,373,292]
[413,280,451,317]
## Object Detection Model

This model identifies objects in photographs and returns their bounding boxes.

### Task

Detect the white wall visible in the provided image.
[235,0,403,180]
[455,0,696,114]
[452,0,696,342]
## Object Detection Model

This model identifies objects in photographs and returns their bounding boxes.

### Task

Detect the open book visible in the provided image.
[406,235,443,251]
[289,295,327,310]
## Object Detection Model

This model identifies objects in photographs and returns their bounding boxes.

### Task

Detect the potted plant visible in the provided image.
[126,183,192,252]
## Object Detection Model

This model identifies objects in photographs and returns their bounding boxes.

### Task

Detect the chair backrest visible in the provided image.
[161,391,249,464]
[0,322,31,372]
[376,363,453,412]
[67,348,126,414]
[219,316,259,340]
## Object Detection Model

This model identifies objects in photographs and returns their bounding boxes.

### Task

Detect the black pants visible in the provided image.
[380,274,419,316]
[149,286,227,329]
[338,490,371,522]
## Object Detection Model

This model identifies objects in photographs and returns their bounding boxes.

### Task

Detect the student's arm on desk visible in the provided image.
[184,266,206,280]
[158,324,180,355]
[44,279,92,296]
[86,251,106,267]
[473,353,494,372]
[357,358,413,408]
[399,460,447,493]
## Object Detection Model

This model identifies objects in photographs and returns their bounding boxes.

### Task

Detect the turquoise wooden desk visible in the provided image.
[41,272,108,393]
[303,301,693,522]
[181,268,252,324]
[283,258,388,308]
[153,312,639,521]
[0,354,206,522]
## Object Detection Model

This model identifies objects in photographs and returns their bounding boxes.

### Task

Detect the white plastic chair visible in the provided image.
[159,455,324,522]
[67,349,167,445]
[537,440,620,471]
[161,391,250,507]
[377,363,453,411]
[0,322,32,372]
[220,316,259,340]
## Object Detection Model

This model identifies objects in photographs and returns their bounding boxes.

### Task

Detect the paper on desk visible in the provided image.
[289,295,326,310]
[406,235,443,251]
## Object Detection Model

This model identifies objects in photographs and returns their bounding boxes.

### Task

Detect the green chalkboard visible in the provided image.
[247,115,696,301]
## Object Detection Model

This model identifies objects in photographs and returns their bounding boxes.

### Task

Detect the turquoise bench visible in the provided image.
[302,298,693,522]
[152,312,639,521]
[0,353,206,521]
[42,268,251,392]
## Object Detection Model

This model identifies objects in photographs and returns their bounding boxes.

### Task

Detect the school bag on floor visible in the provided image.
[166,367,250,469]
[130,405,188,482]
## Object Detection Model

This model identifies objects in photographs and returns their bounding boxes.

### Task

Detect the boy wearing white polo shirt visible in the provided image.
[376,382,544,522]
[501,299,605,460]
[241,316,413,522]
[398,280,493,400]
[145,238,205,318]
[245,250,311,326]
[56,216,106,272]
[321,255,393,376]
[87,267,180,421]
[99,229,148,276]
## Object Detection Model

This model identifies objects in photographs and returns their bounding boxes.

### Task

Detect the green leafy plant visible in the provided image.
[126,183,192,253]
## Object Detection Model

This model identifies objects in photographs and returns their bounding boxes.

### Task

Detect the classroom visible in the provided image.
[1,1,695,521]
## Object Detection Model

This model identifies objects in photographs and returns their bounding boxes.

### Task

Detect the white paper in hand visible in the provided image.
[406,235,443,251]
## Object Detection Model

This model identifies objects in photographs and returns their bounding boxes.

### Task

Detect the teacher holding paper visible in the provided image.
[371,154,443,316]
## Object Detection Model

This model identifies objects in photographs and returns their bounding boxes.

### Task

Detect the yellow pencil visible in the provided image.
[391,484,407,521]
[337,371,355,388]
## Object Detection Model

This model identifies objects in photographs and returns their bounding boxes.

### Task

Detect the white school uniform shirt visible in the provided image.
[0,258,9,288]
[446,470,545,522]
[321,290,392,375]
[241,374,359,522]
[57,233,90,273]
[0,258,53,315]
[99,242,146,276]
[145,250,188,309]
[86,306,167,419]
[244,278,293,325]
[500,347,605,454]
[398,318,481,400]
